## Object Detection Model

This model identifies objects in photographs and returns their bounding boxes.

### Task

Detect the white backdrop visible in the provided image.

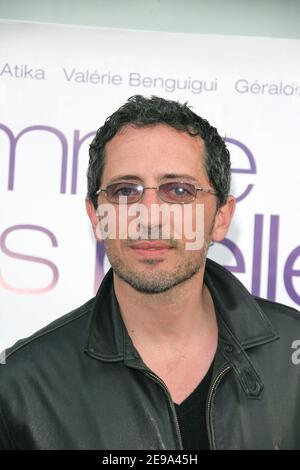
[1,20,300,351]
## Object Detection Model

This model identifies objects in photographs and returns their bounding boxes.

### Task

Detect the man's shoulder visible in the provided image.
[254,295,300,321]
[2,296,96,366]
[207,258,300,320]
[254,295,300,337]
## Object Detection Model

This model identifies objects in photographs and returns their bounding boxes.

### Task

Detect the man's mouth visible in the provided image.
[130,241,173,257]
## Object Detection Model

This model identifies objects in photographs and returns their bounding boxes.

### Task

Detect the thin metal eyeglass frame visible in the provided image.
[95,181,217,204]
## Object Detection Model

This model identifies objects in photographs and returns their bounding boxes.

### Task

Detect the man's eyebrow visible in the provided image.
[159,173,199,183]
[107,173,199,184]
[107,175,143,184]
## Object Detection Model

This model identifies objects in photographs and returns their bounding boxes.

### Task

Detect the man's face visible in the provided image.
[87,124,234,294]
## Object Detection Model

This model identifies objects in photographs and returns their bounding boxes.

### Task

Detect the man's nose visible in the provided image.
[138,187,162,230]
[141,187,161,206]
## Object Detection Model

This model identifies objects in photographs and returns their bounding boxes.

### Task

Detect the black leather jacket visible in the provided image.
[0,259,300,450]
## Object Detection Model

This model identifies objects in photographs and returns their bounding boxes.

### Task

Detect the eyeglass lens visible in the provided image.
[105,182,197,204]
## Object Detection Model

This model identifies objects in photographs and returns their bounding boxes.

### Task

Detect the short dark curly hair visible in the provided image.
[87,95,231,208]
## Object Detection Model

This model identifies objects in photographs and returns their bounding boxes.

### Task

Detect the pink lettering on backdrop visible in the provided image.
[0,225,59,294]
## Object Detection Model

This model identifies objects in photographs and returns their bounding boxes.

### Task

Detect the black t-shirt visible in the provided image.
[174,362,213,450]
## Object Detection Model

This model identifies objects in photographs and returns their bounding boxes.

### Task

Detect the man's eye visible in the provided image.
[111,184,139,197]
[172,187,188,196]
[115,187,134,196]
[168,184,193,197]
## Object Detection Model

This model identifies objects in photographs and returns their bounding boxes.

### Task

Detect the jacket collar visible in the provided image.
[203,258,278,348]
[203,260,279,398]
[85,258,279,397]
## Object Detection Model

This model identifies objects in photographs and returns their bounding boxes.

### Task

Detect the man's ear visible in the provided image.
[85,197,101,241]
[211,195,236,242]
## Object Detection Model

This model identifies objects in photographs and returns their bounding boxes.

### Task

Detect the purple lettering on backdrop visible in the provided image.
[0,225,59,294]
[224,137,256,202]
[251,214,263,296]
[284,246,300,305]
[267,215,279,301]
[71,130,96,194]
[218,238,245,273]
[94,241,106,294]
[0,124,68,193]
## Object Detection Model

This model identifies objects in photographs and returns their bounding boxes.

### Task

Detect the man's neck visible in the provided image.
[113,265,217,350]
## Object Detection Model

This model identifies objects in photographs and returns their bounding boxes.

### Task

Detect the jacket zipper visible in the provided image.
[206,365,231,449]
[145,371,183,450]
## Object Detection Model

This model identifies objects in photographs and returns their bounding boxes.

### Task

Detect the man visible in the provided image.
[0,95,299,450]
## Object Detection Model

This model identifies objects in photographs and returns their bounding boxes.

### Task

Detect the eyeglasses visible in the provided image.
[95,181,217,204]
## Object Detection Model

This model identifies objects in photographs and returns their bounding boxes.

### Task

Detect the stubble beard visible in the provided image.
[103,236,212,294]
